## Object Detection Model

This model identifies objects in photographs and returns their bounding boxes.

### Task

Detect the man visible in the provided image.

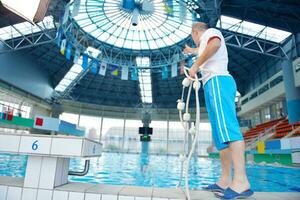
[184,22,253,199]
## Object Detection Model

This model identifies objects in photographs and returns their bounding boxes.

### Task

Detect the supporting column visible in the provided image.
[24,156,70,190]
[77,105,81,126]
[282,59,300,123]
[99,115,104,143]
[50,104,63,119]
[122,115,126,151]
[166,115,170,154]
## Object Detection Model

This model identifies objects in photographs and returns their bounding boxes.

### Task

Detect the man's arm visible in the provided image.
[189,38,221,77]
[183,44,199,55]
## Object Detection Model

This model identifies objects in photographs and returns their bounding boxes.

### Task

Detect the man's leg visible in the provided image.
[204,78,232,190]
[217,147,232,189]
[229,140,250,193]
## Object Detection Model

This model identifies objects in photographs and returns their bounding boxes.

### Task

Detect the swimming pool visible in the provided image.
[0,152,300,192]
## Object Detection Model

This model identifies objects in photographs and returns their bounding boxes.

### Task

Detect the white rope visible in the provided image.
[177,67,212,200]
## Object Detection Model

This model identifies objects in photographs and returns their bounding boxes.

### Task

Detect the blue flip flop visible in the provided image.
[221,188,254,199]
[203,183,226,193]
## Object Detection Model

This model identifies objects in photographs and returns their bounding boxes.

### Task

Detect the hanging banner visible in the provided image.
[82,53,88,69]
[110,64,119,77]
[164,0,173,17]
[90,58,99,74]
[60,39,67,55]
[65,43,72,60]
[73,49,80,64]
[171,63,178,77]
[162,66,168,79]
[121,66,129,80]
[56,27,63,47]
[131,67,138,81]
[71,0,81,17]
[99,62,107,76]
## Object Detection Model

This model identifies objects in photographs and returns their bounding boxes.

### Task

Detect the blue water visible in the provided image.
[0,152,300,192]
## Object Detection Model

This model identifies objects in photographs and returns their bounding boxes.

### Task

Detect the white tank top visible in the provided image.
[198,28,231,85]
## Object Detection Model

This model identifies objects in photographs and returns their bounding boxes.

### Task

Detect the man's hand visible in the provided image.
[189,64,199,78]
[183,44,192,54]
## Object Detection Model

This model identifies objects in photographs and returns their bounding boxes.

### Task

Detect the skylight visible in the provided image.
[0,16,55,41]
[55,62,83,92]
[217,15,292,43]
[72,0,193,50]
[136,57,152,104]
[55,47,100,93]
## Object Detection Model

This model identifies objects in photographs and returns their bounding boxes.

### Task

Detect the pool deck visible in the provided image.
[0,176,299,200]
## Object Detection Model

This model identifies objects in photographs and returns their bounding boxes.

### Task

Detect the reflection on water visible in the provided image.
[0,153,300,192]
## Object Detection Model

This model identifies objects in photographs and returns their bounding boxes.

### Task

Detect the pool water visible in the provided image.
[0,152,300,192]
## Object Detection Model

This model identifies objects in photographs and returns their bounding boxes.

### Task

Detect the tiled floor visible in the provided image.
[0,176,299,200]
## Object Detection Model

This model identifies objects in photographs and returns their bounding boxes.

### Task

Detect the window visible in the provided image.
[217,15,291,43]
[59,112,79,124]
[137,57,152,104]
[270,76,283,88]
[79,115,101,141]
[258,84,269,95]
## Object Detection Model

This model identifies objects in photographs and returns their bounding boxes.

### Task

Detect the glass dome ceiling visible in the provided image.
[73,0,193,50]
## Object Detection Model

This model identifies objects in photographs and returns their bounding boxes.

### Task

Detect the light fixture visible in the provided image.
[1,0,51,23]
[131,8,139,26]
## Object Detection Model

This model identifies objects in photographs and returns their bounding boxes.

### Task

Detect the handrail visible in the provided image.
[283,125,300,139]
[246,118,287,150]
[68,160,90,176]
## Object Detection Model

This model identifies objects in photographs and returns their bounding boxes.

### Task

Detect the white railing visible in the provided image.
[246,118,286,150]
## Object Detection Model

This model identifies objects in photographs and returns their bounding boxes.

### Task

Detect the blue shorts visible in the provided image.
[204,75,243,150]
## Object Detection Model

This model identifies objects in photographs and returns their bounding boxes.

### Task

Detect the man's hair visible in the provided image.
[192,22,209,32]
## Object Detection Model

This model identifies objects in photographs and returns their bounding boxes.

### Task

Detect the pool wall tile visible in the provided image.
[0,135,20,153]
[135,197,152,200]
[85,193,101,200]
[23,156,42,188]
[52,190,69,200]
[62,158,70,185]
[37,189,53,200]
[21,188,37,200]
[68,192,85,200]
[54,157,64,187]
[6,186,22,200]
[39,157,59,189]
[19,136,51,154]
[118,195,135,200]
[50,138,83,156]
[101,194,118,200]
[0,185,8,200]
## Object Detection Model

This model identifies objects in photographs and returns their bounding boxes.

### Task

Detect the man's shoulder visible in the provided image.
[205,28,222,35]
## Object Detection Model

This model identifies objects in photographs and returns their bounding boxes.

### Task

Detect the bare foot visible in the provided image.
[228,178,250,193]
[216,177,231,189]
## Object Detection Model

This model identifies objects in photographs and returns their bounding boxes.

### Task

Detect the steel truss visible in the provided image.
[221,29,289,60]
[0,25,57,54]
